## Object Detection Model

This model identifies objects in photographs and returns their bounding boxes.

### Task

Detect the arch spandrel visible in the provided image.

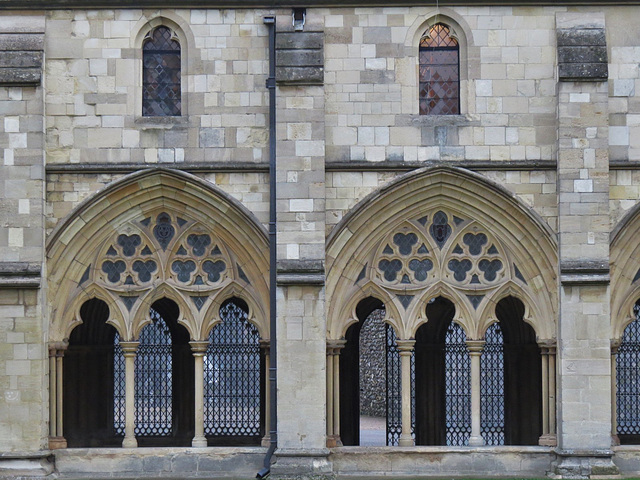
[326,167,557,344]
[47,168,269,344]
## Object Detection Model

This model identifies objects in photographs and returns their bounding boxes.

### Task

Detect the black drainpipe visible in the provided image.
[258,15,277,480]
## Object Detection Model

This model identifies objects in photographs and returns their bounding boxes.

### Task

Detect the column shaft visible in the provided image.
[397,340,414,447]
[467,341,485,446]
[121,342,139,448]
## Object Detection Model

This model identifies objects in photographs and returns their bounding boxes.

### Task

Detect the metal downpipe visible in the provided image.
[258,14,277,480]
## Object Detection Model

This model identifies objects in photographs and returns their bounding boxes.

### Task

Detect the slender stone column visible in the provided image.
[326,344,334,443]
[260,340,271,447]
[539,342,558,446]
[397,340,415,447]
[611,340,620,446]
[541,347,550,436]
[467,340,485,446]
[333,340,344,446]
[190,341,209,447]
[548,346,557,437]
[120,341,139,448]
[48,342,68,449]
[326,339,345,447]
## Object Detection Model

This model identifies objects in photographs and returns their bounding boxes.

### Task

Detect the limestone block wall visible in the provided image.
[44,9,271,166]
[321,6,559,164]
[45,171,270,233]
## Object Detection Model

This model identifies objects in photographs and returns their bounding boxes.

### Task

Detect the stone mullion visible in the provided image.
[120,341,139,448]
[190,341,209,448]
[467,340,485,446]
[396,339,415,447]
[539,343,557,446]
[326,339,345,447]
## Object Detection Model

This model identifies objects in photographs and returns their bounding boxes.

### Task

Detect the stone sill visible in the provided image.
[134,116,189,129]
[56,446,266,455]
[331,445,553,454]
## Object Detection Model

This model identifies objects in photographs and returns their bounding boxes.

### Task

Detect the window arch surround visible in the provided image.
[131,13,196,119]
[403,11,478,116]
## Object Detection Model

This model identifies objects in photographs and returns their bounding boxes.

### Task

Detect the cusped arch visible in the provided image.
[61,284,127,342]
[200,284,269,341]
[329,283,404,340]
[47,168,269,344]
[476,283,544,341]
[132,284,193,341]
[408,282,473,339]
[611,206,640,340]
[326,167,557,346]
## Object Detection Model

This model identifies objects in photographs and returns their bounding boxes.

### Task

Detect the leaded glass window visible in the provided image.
[481,323,505,445]
[143,26,181,116]
[419,23,460,115]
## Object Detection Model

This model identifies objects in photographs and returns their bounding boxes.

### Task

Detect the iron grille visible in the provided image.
[113,333,126,436]
[135,310,173,436]
[444,322,471,445]
[204,301,261,437]
[385,323,415,446]
[617,305,640,435]
[480,323,505,445]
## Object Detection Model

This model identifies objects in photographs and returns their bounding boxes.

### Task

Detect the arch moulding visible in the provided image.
[47,168,269,344]
[326,166,558,342]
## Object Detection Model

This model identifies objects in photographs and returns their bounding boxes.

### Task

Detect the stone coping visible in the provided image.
[0,0,638,8]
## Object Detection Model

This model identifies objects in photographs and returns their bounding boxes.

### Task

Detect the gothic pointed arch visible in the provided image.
[611,205,640,341]
[47,168,269,344]
[326,166,557,342]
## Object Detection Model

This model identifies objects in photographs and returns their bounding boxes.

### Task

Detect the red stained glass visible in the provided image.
[419,23,459,115]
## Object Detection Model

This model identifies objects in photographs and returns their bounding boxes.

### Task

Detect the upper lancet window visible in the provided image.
[143,26,181,116]
[419,23,460,115]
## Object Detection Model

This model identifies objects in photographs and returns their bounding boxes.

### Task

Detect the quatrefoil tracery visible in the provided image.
[94,212,234,293]
[370,211,517,296]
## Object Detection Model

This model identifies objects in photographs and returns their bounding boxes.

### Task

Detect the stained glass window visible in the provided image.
[143,26,181,116]
[419,23,460,115]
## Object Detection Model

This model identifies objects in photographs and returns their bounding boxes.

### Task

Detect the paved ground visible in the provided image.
[359,415,386,446]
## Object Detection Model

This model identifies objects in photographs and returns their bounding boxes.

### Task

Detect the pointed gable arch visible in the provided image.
[326,167,557,342]
[47,168,269,343]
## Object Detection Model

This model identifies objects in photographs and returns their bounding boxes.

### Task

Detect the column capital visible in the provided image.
[189,341,209,354]
[260,339,271,352]
[48,341,68,356]
[611,338,621,353]
[119,341,139,355]
[396,339,415,354]
[327,338,346,353]
[466,339,485,354]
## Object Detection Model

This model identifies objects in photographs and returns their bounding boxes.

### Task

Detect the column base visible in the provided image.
[192,436,207,447]
[122,436,138,448]
[326,435,342,448]
[554,450,619,478]
[398,435,414,447]
[269,448,334,480]
[48,436,67,450]
[539,433,557,446]
[611,434,621,446]
[469,435,485,446]
[262,434,272,447]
